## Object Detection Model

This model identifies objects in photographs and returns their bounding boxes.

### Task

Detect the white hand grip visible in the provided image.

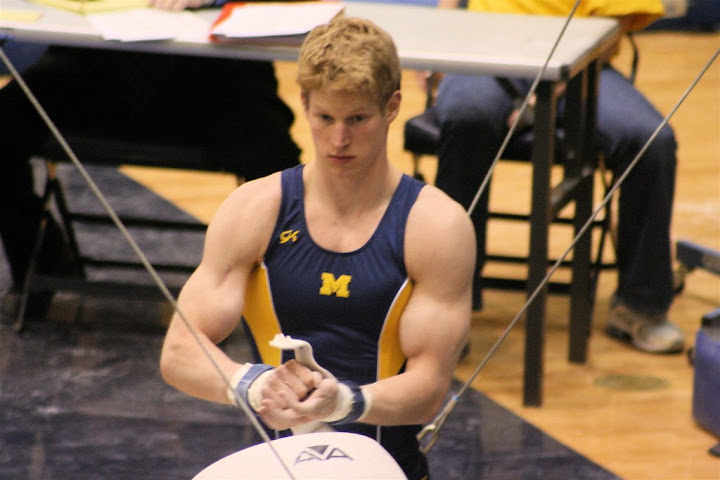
[269,334,335,434]
[269,334,335,379]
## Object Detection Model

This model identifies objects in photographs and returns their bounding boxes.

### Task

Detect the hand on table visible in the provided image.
[149,0,213,12]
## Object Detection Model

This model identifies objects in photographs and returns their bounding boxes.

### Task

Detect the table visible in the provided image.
[1,1,621,406]
[2,3,618,77]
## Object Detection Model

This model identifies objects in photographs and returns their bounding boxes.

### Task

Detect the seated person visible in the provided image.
[0,41,48,76]
[430,0,683,353]
[160,16,475,479]
[0,0,300,309]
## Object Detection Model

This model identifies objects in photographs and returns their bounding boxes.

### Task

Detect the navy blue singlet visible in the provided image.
[242,164,428,477]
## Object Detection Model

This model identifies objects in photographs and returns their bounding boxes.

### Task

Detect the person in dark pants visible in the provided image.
[0,3,301,307]
[431,0,683,354]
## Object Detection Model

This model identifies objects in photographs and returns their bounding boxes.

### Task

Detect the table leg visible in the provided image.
[523,81,558,407]
[565,63,599,364]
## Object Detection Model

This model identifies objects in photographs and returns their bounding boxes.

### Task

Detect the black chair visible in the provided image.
[403,74,617,299]
[13,130,239,331]
[404,33,644,301]
[404,70,625,408]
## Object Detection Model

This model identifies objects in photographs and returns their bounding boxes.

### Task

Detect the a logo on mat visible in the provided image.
[294,444,353,465]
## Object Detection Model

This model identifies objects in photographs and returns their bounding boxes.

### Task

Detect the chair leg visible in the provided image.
[13,164,59,332]
[412,154,425,182]
[597,156,618,254]
[50,163,83,273]
[587,164,616,300]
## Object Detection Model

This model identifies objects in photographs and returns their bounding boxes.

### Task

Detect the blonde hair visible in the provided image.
[296,16,401,107]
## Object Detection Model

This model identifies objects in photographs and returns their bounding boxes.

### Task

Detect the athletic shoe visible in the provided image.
[605,296,684,354]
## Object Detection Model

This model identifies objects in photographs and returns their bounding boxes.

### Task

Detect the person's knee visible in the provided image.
[435,76,511,137]
[610,118,677,171]
[439,105,499,137]
[636,123,677,171]
[652,123,678,154]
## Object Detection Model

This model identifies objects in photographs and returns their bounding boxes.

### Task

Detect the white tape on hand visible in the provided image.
[226,363,274,411]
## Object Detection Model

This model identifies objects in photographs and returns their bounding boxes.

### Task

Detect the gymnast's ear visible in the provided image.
[301,91,310,112]
[385,90,401,124]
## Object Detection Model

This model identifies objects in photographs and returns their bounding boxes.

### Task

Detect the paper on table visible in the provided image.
[0,5,96,35]
[28,0,149,15]
[211,2,344,39]
[86,8,211,42]
[0,9,44,23]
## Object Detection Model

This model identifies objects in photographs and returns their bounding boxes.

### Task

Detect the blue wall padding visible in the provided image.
[693,327,720,439]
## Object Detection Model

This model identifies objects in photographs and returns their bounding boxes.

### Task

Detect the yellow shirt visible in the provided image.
[466,0,664,31]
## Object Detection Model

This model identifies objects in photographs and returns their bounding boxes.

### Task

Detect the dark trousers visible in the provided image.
[432,65,677,314]
[0,47,300,286]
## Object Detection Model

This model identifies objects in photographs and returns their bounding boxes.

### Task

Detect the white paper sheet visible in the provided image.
[86,8,211,42]
[211,2,344,39]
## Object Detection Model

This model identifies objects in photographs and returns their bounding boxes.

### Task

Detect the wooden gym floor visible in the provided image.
[118,30,719,479]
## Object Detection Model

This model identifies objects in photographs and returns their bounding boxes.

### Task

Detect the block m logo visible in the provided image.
[319,273,351,298]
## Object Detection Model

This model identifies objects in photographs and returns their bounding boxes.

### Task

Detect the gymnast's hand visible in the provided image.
[255,360,340,431]
[149,0,213,12]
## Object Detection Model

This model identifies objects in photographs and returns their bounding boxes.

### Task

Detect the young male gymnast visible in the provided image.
[160,16,476,479]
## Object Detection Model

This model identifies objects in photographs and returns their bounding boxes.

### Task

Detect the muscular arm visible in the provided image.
[159,174,282,405]
[361,186,476,426]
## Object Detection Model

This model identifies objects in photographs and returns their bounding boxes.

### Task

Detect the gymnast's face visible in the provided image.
[303,87,401,172]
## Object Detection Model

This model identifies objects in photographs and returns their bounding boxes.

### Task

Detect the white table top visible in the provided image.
[1,1,620,80]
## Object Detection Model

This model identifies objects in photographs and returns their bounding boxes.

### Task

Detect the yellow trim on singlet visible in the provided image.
[377,279,413,381]
[242,263,283,366]
[244,264,414,379]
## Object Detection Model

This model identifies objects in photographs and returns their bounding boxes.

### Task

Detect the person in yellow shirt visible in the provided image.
[430,0,684,353]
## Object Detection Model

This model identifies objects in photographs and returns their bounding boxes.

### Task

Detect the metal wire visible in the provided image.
[419,43,720,453]
[0,44,297,480]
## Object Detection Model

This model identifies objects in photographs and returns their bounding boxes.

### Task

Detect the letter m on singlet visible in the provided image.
[319,273,351,298]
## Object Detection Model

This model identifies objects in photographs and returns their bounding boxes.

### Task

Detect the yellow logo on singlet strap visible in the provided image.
[279,230,300,244]
[319,272,351,298]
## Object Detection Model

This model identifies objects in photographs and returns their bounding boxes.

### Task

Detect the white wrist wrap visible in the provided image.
[322,381,370,425]
[226,364,250,405]
[226,363,273,412]
[322,382,354,423]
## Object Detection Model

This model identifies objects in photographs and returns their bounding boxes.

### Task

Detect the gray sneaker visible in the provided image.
[605,298,684,354]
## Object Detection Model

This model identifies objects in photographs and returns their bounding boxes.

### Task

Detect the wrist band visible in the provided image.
[227,363,273,410]
[326,380,367,426]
